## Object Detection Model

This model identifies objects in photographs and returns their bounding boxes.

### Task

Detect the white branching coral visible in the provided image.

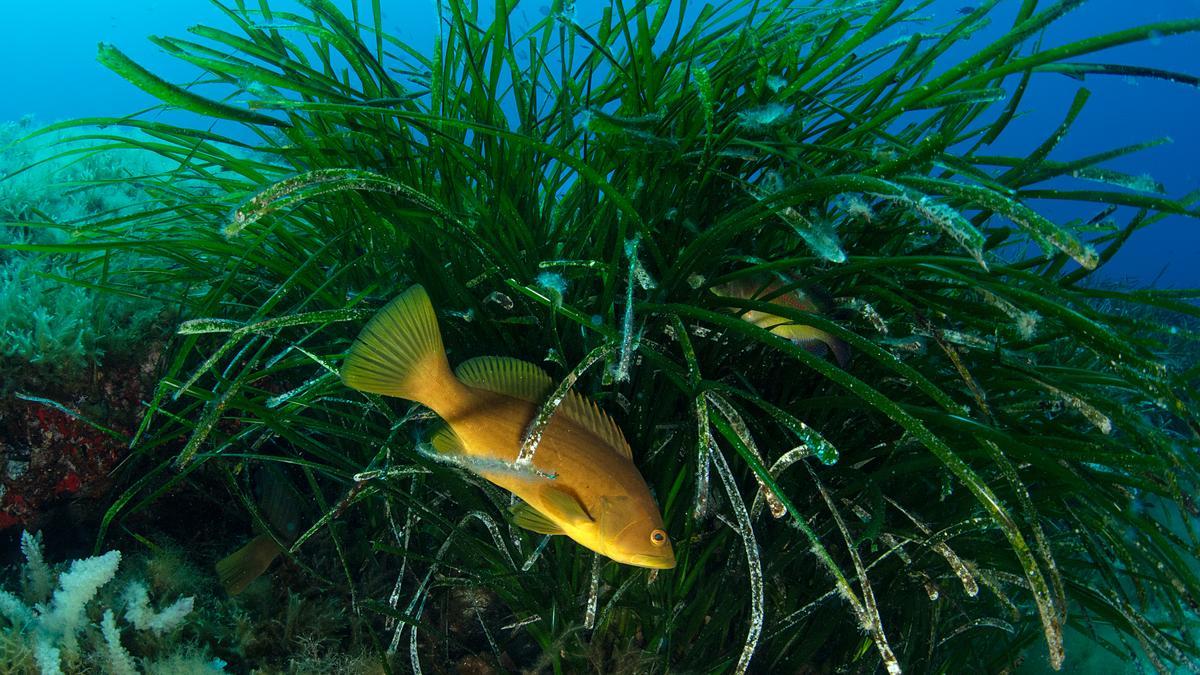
[0,532,122,675]
[102,610,139,675]
[39,548,123,660]
[21,530,54,603]
[0,530,214,675]
[122,582,195,635]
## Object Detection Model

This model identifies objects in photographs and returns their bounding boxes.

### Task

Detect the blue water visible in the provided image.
[3,0,1197,287]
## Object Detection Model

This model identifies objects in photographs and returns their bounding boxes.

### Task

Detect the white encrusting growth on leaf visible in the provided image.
[737,103,791,129]
[394,510,520,667]
[419,441,557,480]
[885,498,979,597]
[806,465,902,675]
[980,290,1040,340]
[611,234,647,383]
[750,447,812,519]
[692,395,713,520]
[584,553,603,630]
[515,341,615,469]
[784,208,847,263]
[1035,380,1113,434]
[872,191,989,270]
[520,535,552,572]
[709,441,765,675]
[483,290,514,311]
[707,393,786,518]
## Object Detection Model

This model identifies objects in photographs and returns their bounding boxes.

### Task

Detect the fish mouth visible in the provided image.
[626,553,677,570]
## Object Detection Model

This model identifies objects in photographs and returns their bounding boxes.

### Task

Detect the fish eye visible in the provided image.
[650,529,667,546]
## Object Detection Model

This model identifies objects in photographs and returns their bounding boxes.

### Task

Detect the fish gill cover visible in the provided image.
[3,0,1199,672]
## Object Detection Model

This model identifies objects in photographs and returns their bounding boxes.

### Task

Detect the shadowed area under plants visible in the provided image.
[5,0,1199,672]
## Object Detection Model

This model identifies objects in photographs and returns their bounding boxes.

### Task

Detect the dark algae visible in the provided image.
[2,1,1199,673]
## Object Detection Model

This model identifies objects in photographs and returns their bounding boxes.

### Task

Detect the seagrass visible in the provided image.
[5,0,1199,672]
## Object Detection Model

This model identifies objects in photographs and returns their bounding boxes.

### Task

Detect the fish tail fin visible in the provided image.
[340,284,457,410]
[216,534,283,596]
[827,335,851,368]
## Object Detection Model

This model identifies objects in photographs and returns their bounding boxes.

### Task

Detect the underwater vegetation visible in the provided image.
[3,0,1199,672]
[0,120,179,535]
[0,119,171,381]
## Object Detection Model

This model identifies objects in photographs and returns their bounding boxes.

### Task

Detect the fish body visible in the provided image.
[712,277,850,367]
[341,285,675,569]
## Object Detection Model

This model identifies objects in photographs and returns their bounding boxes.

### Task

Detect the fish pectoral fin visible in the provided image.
[539,484,594,526]
[510,502,564,535]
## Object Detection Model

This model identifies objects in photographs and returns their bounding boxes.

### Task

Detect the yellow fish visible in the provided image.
[341,285,675,569]
[712,277,850,367]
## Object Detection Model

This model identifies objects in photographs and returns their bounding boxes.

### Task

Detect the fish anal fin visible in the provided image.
[510,502,564,535]
[455,356,633,460]
[431,426,467,455]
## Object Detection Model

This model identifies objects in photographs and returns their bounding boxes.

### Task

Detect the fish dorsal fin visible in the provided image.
[456,356,554,403]
[454,356,633,460]
[509,502,564,535]
[572,397,634,461]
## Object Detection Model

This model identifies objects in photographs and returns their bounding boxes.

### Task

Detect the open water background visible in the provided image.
[2,0,1197,287]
